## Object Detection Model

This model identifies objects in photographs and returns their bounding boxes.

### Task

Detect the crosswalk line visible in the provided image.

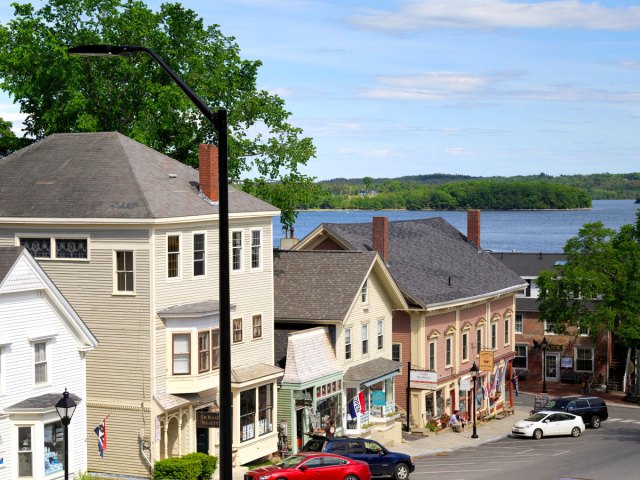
[620,419,636,423]
[607,418,622,422]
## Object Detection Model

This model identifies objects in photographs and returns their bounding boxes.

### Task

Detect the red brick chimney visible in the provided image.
[199,144,219,203]
[467,209,481,249]
[372,216,389,263]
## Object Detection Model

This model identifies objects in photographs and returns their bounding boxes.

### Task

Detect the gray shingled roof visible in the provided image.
[321,218,526,307]
[0,246,22,283]
[343,357,403,384]
[0,132,278,219]
[157,300,221,320]
[516,297,541,313]
[231,363,283,384]
[491,252,566,277]
[6,392,82,411]
[273,250,377,322]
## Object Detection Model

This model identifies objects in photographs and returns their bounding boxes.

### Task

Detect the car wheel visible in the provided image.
[344,476,359,480]
[590,416,601,429]
[533,428,543,440]
[571,427,581,437]
[394,463,410,480]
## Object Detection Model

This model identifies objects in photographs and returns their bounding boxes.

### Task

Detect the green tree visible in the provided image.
[0,117,32,157]
[537,211,640,348]
[0,0,315,220]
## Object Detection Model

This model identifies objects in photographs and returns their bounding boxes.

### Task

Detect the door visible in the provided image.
[545,353,560,382]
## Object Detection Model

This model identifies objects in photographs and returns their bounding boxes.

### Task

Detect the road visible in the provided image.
[410,397,640,480]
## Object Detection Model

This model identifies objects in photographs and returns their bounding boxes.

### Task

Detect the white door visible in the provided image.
[545,352,560,382]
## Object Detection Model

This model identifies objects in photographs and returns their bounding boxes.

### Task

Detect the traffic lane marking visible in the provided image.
[416,451,571,462]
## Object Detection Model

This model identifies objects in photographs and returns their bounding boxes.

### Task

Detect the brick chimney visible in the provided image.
[467,209,481,249]
[372,216,389,263]
[199,144,219,203]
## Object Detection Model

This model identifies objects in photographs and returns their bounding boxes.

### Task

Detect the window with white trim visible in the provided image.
[377,319,384,350]
[240,388,256,442]
[575,347,594,372]
[172,333,191,375]
[115,250,134,292]
[232,230,243,272]
[167,234,181,279]
[476,327,482,353]
[392,343,401,362]
[491,322,497,349]
[513,344,528,369]
[34,341,48,384]
[20,237,88,260]
[428,339,436,370]
[253,314,262,339]
[362,324,369,355]
[233,318,243,343]
[193,233,206,276]
[515,314,523,334]
[258,384,273,435]
[251,229,261,269]
[18,426,33,477]
[198,331,210,373]
[504,316,511,345]
[345,328,352,360]
[211,329,220,369]
[445,336,452,367]
[361,280,368,303]
[462,331,469,361]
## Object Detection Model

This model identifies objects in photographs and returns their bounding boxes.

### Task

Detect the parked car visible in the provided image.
[244,452,371,480]
[512,411,585,439]
[538,396,608,428]
[302,436,414,480]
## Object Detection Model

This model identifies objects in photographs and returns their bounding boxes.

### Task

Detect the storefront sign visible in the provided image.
[546,344,562,351]
[409,369,437,390]
[197,410,220,428]
[561,357,573,368]
[459,378,471,391]
[294,391,313,406]
[371,390,386,406]
[479,351,494,371]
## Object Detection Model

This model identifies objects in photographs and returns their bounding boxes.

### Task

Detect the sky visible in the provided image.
[1,0,640,181]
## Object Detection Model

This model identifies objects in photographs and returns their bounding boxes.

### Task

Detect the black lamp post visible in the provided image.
[541,336,548,394]
[55,389,77,480]
[470,362,479,439]
[67,44,232,479]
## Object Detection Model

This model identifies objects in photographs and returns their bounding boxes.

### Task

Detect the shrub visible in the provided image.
[183,452,218,480]
[153,456,201,480]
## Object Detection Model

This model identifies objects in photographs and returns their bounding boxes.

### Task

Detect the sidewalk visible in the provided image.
[518,380,640,408]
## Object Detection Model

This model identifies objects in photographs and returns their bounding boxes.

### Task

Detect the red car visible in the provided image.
[244,452,371,480]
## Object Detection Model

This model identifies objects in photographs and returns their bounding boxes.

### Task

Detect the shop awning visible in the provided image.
[232,363,284,388]
[5,392,82,413]
[343,357,404,386]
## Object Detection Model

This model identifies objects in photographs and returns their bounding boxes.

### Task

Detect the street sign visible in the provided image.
[197,410,220,428]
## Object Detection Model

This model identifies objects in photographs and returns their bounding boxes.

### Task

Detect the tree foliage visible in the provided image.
[0,117,32,157]
[537,211,640,347]
[0,0,316,221]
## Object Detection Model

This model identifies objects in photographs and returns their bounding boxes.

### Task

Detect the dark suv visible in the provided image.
[541,396,608,428]
[302,436,414,480]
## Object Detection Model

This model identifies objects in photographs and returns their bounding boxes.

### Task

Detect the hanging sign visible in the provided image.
[371,390,386,406]
[479,351,495,371]
[197,410,220,428]
[459,378,471,391]
[410,369,437,390]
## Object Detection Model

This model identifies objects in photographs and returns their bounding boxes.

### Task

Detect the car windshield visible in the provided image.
[525,413,548,422]
[544,399,569,409]
[277,456,306,468]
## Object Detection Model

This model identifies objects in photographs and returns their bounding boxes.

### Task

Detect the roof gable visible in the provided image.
[281,327,341,384]
[0,132,278,219]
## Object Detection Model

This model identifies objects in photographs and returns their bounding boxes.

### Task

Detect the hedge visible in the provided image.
[153,453,218,480]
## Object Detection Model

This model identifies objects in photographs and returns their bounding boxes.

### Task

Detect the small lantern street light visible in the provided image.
[470,362,479,439]
[540,337,548,394]
[56,389,77,480]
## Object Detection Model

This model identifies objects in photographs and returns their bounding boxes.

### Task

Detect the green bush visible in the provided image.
[183,452,218,480]
[153,456,201,480]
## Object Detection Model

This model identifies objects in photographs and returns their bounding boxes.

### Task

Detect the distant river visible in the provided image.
[273,200,639,253]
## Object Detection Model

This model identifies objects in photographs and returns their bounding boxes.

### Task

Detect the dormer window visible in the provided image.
[361,280,368,303]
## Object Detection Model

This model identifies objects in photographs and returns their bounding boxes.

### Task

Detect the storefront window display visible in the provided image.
[316,394,342,429]
[258,384,273,436]
[240,389,256,442]
[18,426,33,477]
[44,421,64,475]
[436,389,444,416]
[346,386,369,430]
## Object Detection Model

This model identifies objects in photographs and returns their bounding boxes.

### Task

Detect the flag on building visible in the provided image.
[348,390,365,419]
[94,415,109,458]
[511,373,519,397]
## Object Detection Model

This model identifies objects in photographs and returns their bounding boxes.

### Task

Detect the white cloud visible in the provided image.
[351,1,640,32]
[445,147,470,156]
[336,146,394,158]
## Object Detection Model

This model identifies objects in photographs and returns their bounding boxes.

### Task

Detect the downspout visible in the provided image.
[140,434,152,471]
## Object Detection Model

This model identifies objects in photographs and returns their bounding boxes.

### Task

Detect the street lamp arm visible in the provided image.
[67,44,224,132]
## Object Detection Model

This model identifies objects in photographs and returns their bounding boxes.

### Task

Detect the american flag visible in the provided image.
[94,415,109,458]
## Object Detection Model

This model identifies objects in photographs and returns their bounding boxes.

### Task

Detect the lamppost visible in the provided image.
[470,362,479,439]
[67,44,232,479]
[55,389,77,480]
[541,336,548,394]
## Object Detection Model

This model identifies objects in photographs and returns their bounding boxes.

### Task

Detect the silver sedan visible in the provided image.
[511,410,585,440]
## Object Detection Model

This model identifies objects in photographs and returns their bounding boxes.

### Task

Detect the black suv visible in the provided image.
[302,436,415,480]
[541,396,608,428]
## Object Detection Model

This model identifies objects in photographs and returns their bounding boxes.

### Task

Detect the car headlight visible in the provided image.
[258,475,272,480]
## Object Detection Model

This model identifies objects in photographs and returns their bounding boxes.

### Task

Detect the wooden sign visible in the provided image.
[409,369,437,390]
[479,351,494,371]
[197,410,220,428]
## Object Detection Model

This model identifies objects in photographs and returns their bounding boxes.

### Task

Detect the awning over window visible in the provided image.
[343,357,404,386]
[5,392,82,413]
